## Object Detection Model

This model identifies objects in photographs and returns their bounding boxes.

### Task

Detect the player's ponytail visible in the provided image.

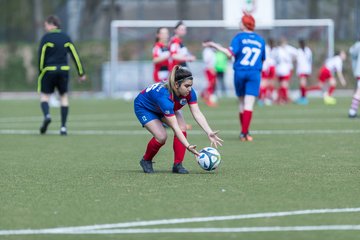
[175,20,184,30]
[166,65,193,94]
[166,65,179,94]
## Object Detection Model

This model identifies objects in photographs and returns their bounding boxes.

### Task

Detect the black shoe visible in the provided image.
[140,159,154,173]
[349,113,357,118]
[60,127,67,136]
[172,163,189,174]
[40,117,51,134]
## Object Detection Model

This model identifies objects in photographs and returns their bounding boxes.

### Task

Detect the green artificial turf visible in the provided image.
[0,97,359,240]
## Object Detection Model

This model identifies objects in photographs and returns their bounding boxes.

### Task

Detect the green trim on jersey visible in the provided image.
[60,66,70,70]
[37,66,57,93]
[64,42,84,75]
[39,43,55,71]
[49,29,61,33]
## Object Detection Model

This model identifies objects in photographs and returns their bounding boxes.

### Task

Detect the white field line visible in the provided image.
[1,129,360,136]
[0,118,355,127]
[42,225,360,234]
[1,225,360,235]
[0,208,360,235]
[0,107,348,122]
[0,114,131,122]
[0,118,354,124]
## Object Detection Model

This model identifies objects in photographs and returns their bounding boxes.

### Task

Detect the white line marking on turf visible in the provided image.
[1,129,360,136]
[0,208,359,235]
[2,225,360,235]
[49,225,360,234]
[0,118,353,125]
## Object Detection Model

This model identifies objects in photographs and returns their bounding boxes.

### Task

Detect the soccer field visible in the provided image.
[0,97,359,240]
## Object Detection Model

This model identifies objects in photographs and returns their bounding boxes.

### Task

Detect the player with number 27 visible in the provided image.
[204,12,265,142]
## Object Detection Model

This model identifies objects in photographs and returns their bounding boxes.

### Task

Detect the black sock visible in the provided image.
[41,102,50,119]
[61,106,69,127]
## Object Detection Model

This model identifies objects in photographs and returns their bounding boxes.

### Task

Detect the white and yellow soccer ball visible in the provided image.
[196,147,221,171]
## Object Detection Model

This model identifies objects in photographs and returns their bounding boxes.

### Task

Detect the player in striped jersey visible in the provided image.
[259,38,276,106]
[307,51,347,105]
[201,39,218,107]
[348,39,360,117]
[152,27,170,83]
[295,39,312,105]
[168,21,196,71]
[273,37,297,104]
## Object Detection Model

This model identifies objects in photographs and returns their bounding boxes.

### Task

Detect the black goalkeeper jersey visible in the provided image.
[38,29,85,76]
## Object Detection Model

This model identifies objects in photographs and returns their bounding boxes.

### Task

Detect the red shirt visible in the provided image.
[152,42,170,82]
[169,36,188,70]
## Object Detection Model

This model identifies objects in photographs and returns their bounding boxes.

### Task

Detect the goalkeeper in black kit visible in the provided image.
[38,15,86,135]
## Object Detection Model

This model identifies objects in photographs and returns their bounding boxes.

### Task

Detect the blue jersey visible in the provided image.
[229,32,266,71]
[134,82,197,118]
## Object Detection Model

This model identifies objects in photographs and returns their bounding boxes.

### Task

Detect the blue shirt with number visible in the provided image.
[228,32,265,97]
[134,82,197,126]
[229,32,266,71]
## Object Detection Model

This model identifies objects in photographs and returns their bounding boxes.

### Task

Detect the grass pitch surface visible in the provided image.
[0,97,359,240]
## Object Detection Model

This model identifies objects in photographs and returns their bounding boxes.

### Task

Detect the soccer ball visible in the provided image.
[196,147,221,171]
[349,108,357,118]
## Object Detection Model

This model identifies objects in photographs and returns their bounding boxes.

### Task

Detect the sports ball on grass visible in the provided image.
[196,147,221,171]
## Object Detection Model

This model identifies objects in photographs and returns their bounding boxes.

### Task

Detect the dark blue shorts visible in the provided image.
[134,101,164,127]
[233,70,261,97]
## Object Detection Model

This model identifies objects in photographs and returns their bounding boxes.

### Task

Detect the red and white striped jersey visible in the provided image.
[152,42,170,82]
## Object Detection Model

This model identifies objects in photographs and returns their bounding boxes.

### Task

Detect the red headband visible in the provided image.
[242,14,255,31]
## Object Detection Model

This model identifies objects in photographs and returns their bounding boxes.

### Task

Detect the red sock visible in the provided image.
[259,87,266,100]
[241,110,253,134]
[328,86,336,96]
[283,87,289,101]
[300,86,306,97]
[143,137,164,161]
[277,87,283,101]
[173,131,187,164]
[267,85,274,99]
[239,112,244,127]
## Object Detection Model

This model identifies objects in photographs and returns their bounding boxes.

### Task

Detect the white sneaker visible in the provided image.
[324,96,336,105]
[60,127,67,136]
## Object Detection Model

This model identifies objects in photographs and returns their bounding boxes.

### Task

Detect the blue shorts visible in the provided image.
[134,101,164,127]
[233,70,261,97]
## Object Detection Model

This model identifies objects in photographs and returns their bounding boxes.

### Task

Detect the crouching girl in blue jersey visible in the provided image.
[134,65,223,174]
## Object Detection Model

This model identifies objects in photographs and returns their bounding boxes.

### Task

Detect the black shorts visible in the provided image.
[40,70,69,95]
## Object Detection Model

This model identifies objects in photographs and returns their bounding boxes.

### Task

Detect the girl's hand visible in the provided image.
[187,144,200,156]
[208,130,224,148]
